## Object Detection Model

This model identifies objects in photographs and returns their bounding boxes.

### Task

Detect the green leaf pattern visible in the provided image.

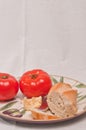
[51,76,58,84]
[0,101,17,111]
[76,83,86,88]
[60,76,64,83]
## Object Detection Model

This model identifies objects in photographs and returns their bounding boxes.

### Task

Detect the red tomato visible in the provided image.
[19,69,52,97]
[0,73,19,101]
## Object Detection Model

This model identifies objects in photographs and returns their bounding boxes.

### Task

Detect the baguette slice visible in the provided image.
[31,108,60,120]
[47,82,77,118]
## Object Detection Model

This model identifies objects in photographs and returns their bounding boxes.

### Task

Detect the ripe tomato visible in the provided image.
[0,73,19,101]
[19,69,52,97]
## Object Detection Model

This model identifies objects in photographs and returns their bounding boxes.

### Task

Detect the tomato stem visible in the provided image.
[30,74,38,79]
[1,75,8,79]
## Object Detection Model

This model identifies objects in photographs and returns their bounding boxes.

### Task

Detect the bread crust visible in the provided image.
[48,82,72,95]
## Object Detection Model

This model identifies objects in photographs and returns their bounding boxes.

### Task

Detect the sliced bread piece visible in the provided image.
[31,108,60,120]
[47,82,77,118]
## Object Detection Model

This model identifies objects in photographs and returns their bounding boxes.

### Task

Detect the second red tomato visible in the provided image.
[19,69,52,97]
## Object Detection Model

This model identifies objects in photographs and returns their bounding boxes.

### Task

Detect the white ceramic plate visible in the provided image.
[0,75,86,124]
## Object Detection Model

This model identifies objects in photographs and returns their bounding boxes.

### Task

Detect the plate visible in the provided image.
[0,75,86,124]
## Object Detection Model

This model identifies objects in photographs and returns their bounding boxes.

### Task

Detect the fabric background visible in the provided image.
[25,0,86,83]
[0,0,86,129]
[0,0,86,82]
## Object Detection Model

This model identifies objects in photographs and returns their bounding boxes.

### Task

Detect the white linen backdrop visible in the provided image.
[0,0,86,82]
[0,0,86,130]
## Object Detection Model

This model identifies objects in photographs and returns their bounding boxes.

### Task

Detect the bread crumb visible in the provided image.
[22,96,42,111]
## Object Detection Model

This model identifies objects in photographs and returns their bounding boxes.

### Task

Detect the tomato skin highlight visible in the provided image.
[0,73,19,101]
[19,69,52,97]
